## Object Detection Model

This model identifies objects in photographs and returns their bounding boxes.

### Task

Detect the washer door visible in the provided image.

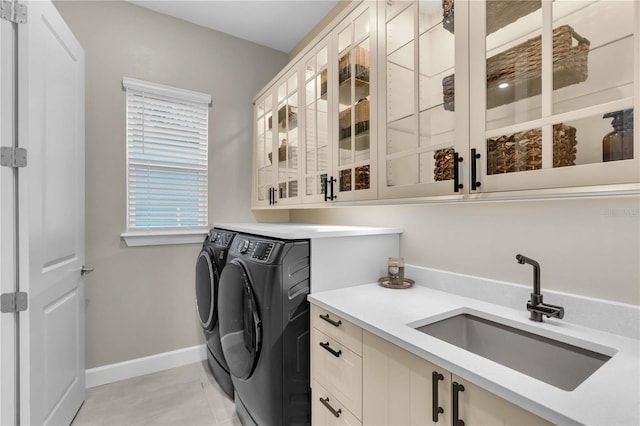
[218,259,262,380]
[195,247,219,331]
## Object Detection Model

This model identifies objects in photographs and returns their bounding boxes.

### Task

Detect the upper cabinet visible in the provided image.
[252,0,639,209]
[253,68,302,207]
[468,0,639,192]
[378,0,469,199]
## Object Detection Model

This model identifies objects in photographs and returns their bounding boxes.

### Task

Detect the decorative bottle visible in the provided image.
[602,109,633,162]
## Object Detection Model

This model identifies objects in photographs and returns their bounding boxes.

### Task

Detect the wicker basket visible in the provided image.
[339,46,370,85]
[339,166,370,192]
[486,124,577,175]
[443,0,541,35]
[339,108,351,141]
[355,99,370,136]
[434,148,455,181]
[443,25,590,111]
[338,100,370,141]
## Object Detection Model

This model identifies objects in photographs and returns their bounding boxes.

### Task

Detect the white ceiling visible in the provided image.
[128,0,339,53]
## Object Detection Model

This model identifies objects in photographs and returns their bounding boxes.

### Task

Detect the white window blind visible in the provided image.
[123,77,211,232]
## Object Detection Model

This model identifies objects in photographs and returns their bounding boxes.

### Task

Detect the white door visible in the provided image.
[17,1,85,424]
[1,12,18,426]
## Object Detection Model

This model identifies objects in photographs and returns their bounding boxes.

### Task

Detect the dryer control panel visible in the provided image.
[210,230,235,248]
[235,238,276,263]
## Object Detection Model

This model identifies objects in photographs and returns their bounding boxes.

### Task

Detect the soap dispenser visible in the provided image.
[602,108,633,162]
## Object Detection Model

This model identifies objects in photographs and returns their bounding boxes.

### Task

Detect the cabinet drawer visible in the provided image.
[312,330,363,419]
[312,380,362,426]
[311,304,363,356]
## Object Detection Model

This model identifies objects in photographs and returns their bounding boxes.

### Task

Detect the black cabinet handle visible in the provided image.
[432,371,444,422]
[319,397,342,418]
[453,152,464,192]
[319,341,342,358]
[319,313,342,327]
[452,381,465,426]
[329,176,337,201]
[471,148,481,191]
[269,187,276,205]
[322,175,328,202]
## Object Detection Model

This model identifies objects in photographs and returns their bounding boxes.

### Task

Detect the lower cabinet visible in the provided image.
[362,331,552,426]
[310,305,552,426]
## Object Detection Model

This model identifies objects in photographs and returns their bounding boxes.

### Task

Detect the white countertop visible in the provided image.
[308,283,640,426]
[214,223,402,239]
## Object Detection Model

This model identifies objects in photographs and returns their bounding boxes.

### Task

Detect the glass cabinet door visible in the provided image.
[379,0,469,199]
[333,2,377,201]
[302,43,332,203]
[274,70,302,204]
[470,0,639,192]
[253,93,275,206]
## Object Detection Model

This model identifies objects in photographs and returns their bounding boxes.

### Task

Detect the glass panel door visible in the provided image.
[254,94,274,205]
[380,0,465,199]
[471,0,639,191]
[303,44,331,202]
[335,5,375,199]
[275,71,301,203]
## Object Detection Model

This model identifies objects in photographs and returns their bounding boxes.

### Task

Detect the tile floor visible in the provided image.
[71,361,241,425]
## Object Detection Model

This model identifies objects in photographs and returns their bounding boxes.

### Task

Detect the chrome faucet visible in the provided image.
[516,254,565,322]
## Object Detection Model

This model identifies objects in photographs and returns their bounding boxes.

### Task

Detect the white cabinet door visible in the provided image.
[378,0,470,199]
[273,68,303,206]
[469,0,640,192]
[453,375,552,426]
[253,91,276,207]
[331,1,378,202]
[253,68,303,207]
[363,331,450,426]
[18,1,85,424]
[302,39,333,204]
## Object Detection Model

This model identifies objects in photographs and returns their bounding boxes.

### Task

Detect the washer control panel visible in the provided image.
[234,238,276,263]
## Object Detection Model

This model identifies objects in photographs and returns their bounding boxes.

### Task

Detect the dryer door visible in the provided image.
[218,259,262,380]
[195,246,219,331]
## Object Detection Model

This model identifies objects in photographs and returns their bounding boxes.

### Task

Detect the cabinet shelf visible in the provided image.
[340,131,370,152]
[443,0,541,35]
[443,25,590,111]
[332,78,370,105]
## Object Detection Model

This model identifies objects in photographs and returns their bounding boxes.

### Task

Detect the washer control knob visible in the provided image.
[239,239,250,254]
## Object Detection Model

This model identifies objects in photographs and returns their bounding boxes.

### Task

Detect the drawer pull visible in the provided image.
[432,371,444,422]
[319,313,342,327]
[320,341,342,357]
[452,381,465,426]
[320,397,342,418]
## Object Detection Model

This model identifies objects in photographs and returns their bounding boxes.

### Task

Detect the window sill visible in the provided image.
[121,230,208,247]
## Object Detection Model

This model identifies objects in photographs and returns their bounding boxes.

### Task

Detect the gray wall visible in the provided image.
[53,0,288,369]
[291,196,640,306]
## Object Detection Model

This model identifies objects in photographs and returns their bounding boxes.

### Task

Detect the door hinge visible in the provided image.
[0,0,26,24]
[0,147,27,168]
[1,292,28,313]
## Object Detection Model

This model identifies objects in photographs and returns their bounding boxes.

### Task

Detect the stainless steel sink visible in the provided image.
[414,313,612,391]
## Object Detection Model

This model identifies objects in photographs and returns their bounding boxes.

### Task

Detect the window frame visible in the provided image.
[121,77,211,247]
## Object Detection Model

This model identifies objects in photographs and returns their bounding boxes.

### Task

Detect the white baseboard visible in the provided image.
[85,344,207,388]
